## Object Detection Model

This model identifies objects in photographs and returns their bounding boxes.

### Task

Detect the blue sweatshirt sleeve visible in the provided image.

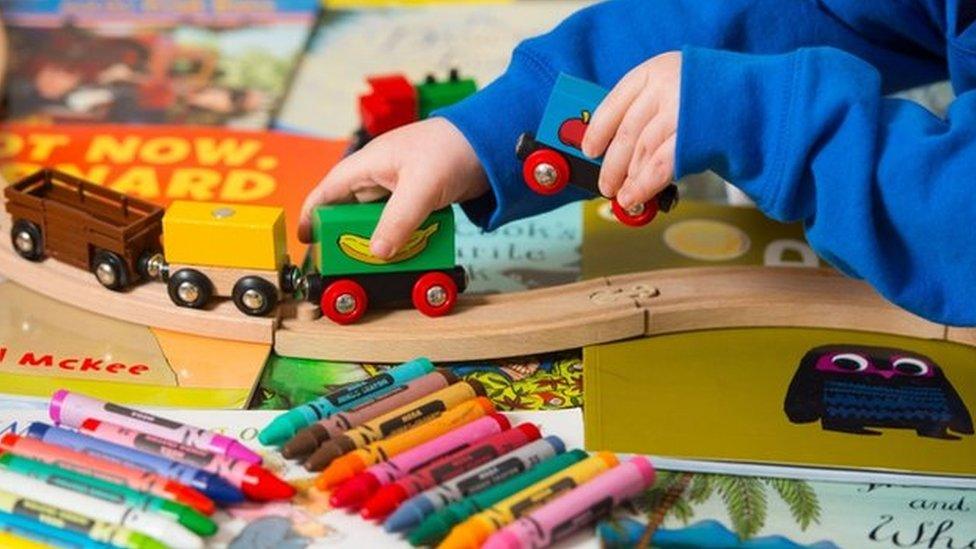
[675,46,975,326]
[437,0,946,230]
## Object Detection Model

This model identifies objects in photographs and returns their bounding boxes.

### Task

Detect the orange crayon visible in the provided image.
[316,397,494,490]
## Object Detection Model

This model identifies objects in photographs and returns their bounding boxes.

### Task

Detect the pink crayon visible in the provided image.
[482,457,656,549]
[50,390,262,464]
[330,414,511,509]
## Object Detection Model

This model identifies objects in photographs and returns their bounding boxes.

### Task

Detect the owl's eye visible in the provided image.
[893,358,929,376]
[831,353,869,371]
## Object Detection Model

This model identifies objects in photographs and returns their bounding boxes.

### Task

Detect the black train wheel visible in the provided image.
[10,219,44,261]
[232,276,279,317]
[167,269,213,309]
[91,250,130,291]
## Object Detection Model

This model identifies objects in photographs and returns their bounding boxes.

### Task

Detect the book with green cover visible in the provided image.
[584,327,976,487]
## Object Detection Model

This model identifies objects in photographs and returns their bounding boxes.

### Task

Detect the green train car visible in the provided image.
[304,203,467,324]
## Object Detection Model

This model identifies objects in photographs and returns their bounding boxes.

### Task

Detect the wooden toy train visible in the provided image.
[3,169,466,325]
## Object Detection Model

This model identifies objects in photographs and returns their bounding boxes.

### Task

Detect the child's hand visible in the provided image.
[299,118,489,259]
[581,52,681,211]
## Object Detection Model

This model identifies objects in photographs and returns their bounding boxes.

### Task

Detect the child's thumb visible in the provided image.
[370,184,438,260]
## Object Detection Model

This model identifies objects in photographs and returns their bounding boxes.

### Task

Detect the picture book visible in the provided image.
[0,122,347,260]
[3,0,319,128]
[583,198,823,278]
[0,281,268,408]
[584,328,976,487]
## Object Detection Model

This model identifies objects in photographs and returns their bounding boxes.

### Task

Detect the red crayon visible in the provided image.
[0,433,214,515]
[78,419,294,502]
[361,424,540,520]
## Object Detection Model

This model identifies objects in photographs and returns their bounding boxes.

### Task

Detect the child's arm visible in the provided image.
[674,46,976,326]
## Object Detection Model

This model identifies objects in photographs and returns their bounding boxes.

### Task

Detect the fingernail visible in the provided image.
[371,238,393,259]
[617,191,632,209]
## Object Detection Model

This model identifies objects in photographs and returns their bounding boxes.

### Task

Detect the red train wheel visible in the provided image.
[321,279,368,325]
[412,272,458,317]
[611,197,658,227]
[522,149,570,195]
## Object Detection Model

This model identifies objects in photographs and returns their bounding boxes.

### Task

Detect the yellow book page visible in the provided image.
[584,328,976,477]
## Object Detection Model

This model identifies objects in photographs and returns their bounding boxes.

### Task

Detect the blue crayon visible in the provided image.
[0,509,115,549]
[384,436,566,533]
[258,357,435,446]
[25,423,243,505]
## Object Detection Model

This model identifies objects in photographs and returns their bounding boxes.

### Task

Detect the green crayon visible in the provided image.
[408,449,587,546]
[0,489,166,549]
[0,452,216,536]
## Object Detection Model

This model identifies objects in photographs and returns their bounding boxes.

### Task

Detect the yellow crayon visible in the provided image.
[0,531,53,549]
[304,380,487,471]
[437,452,619,549]
[316,397,495,489]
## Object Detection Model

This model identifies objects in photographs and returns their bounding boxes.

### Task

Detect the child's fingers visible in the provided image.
[597,89,658,197]
[626,113,674,182]
[370,181,439,260]
[616,133,676,209]
[581,68,646,158]
[297,146,385,242]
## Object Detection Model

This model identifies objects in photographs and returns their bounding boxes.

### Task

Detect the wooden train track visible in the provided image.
[275,266,976,362]
[3,206,973,360]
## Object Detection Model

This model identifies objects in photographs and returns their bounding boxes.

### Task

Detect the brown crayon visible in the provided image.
[304,379,486,471]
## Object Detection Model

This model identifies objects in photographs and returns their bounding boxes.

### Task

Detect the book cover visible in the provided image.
[3,0,319,128]
[582,198,823,279]
[584,328,976,485]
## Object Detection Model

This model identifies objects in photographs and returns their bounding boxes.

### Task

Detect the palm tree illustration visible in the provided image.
[629,472,821,546]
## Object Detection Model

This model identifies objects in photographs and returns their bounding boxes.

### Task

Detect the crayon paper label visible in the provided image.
[105,403,182,430]
[377,401,446,436]
[455,458,528,496]
[509,478,577,518]
[14,499,95,533]
[548,496,615,543]
[133,433,215,468]
[321,373,395,413]
[429,446,500,484]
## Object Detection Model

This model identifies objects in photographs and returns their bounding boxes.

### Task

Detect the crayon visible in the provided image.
[316,397,494,490]
[0,490,168,549]
[408,450,587,547]
[330,413,512,509]
[283,369,458,459]
[25,423,243,505]
[482,457,656,549]
[0,434,214,515]
[385,436,565,534]
[0,451,216,536]
[0,509,116,549]
[436,452,617,549]
[260,357,435,446]
[305,379,486,471]
[363,423,541,520]
[0,473,201,549]
[0,530,52,549]
[50,389,261,464]
[77,419,294,502]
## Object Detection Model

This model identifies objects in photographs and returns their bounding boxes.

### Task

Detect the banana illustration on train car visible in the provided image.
[3,169,466,325]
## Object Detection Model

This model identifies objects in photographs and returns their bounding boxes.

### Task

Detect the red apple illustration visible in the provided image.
[558,110,591,150]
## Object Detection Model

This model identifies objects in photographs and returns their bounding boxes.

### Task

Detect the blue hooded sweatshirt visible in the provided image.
[437,0,976,327]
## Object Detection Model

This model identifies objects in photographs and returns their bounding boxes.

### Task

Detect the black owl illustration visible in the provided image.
[784,345,974,439]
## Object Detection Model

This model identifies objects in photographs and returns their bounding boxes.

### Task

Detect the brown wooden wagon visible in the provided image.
[3,169,164,291]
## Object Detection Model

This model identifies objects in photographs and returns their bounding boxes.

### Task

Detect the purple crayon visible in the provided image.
[50,390,262,464]
[482,456,655,549]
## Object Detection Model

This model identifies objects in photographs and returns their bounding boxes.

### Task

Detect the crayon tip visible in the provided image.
[225,440,263,465]
[167,482,215,516]
[282,424,329,460]
[439,519,492,549]
[175,506,218,537]
[131,532,171,549]
[201,473,246,505]
[362,483,408,520]
[258,413,303,446]
[316,454,365,490]
[481,530,519,549]
[384,496,434,533]
[330,472,379,509]
[303,441,346,472]
[242,466,296,502]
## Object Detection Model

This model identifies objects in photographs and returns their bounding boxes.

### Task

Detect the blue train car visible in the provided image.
[516,73,678,226]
